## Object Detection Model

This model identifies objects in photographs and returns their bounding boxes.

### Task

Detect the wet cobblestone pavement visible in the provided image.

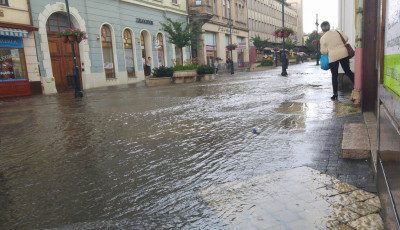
[0,62,377,229]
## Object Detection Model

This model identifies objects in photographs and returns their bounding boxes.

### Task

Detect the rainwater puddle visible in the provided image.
[0,63,354,229]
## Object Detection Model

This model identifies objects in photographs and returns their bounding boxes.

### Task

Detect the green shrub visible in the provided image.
[152,66,174,78]
[173,64,198,71]
[197,64,215,74]
[258,60,273,67]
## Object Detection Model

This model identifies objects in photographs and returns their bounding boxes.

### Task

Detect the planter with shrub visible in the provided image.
[172,65,198,84]
[196,64,216,81]
[146,66,174,87]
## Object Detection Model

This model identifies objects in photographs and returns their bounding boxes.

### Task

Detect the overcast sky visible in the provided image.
[302,0,338,34]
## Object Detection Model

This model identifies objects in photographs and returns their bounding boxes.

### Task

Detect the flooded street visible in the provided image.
[0,63,369,229]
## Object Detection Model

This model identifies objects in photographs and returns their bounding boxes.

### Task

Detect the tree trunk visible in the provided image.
[181,47,184,65]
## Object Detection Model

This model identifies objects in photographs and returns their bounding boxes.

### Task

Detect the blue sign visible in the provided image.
[0,36,23,48]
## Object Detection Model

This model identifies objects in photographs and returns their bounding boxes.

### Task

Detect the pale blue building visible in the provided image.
[30,0,189,94]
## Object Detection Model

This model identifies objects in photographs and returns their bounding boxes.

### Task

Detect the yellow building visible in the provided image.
[248,0,298,43]
[0,0,40,98]
[188,0,249,71]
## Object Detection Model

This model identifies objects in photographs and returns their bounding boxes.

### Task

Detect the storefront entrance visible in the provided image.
[46,13,81,92]
[0,34,30,98]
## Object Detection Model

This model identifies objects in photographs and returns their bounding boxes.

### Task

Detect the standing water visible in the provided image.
[1,63,341,229]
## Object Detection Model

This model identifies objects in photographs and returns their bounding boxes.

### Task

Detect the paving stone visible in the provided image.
[364,196,381,209]
[348,189,376,202]
[325,194,358,206]
[198,167,379,229]
[342,123,370,159]
[347,214,384,230]
[345,201,380,216]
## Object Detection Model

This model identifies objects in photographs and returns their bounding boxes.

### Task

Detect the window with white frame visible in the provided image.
[172,0,178,4]
[196,0,201,5]
[101,25,115,78]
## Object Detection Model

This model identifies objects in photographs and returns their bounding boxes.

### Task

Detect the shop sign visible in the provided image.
[217,26,239,35]
[0,36,23,48]
[383,0,400,96]
[136,18,153,25]
[237,42,247,51]
[206,45,215,51]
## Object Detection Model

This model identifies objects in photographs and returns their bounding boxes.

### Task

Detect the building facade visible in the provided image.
[188,0,250,71]
[247,0,298,44]
[0,0,39,98]
[339,0,400,227]
[286,0,302,43]
[29,0,189,95]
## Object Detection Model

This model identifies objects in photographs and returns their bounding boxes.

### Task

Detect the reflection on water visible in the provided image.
[0,65,339,229]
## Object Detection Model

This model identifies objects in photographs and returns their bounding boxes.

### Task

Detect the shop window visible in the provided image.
[0,0,8,6]
[123,29,135,78]
[0,47,27,81]
[101,25,115,78]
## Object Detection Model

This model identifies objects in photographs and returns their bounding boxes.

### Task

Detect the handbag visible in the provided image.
[337,31,355,59]
[320,54,329,70]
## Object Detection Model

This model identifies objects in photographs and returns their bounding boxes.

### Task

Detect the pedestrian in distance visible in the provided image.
[226,57,231,70]
[147,57,152,76]
[320,21,354,101]
[214,59,219,74]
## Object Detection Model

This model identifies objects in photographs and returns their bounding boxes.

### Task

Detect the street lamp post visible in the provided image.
[281,0,287,76]
[65,0,83,98]
[315,14,320,66]
[227,16,234,75]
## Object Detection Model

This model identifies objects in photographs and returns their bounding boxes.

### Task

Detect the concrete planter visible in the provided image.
[145,77,172,87]
[197,74,215,81]
[173,70,197,84]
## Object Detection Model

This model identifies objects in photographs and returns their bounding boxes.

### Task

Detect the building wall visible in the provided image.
[0,0,40,94]
[30,0,189,94]
[188,0,249,69]
[338,0,355,72]
[0,0,30,25]
[286,0,303,43]
[247,0,298,44]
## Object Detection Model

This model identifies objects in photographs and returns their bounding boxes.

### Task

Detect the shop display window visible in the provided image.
[0,48,27,81]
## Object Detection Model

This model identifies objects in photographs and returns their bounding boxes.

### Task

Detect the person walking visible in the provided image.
[146,57,152,76]
[320,21,354,101]
[214,59,219,74]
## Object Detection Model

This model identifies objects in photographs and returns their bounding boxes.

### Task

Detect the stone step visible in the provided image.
[342,123,371,159]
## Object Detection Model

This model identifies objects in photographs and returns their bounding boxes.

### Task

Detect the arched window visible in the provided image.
[157,33,165,67]
[46,13,68,32]
[123,29,135,77]
[101,25,115,78]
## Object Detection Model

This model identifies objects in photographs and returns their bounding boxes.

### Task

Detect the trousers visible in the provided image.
[329,56,354,95]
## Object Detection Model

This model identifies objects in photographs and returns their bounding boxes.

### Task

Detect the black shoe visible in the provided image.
[331,95,338,100]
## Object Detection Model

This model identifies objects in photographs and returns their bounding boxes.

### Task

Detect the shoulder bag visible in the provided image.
[337,31,355,59]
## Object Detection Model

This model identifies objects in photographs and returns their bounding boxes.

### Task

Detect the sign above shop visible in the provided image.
[218,26,239,35]
[136,18,153,25]
[237,42,247,50]
[0,36,23,48]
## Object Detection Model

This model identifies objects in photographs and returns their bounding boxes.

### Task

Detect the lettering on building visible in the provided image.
[136,18,153,25]
[217,26,239,35]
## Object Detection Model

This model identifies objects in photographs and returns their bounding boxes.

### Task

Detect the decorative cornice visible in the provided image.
[121,0,187,16]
